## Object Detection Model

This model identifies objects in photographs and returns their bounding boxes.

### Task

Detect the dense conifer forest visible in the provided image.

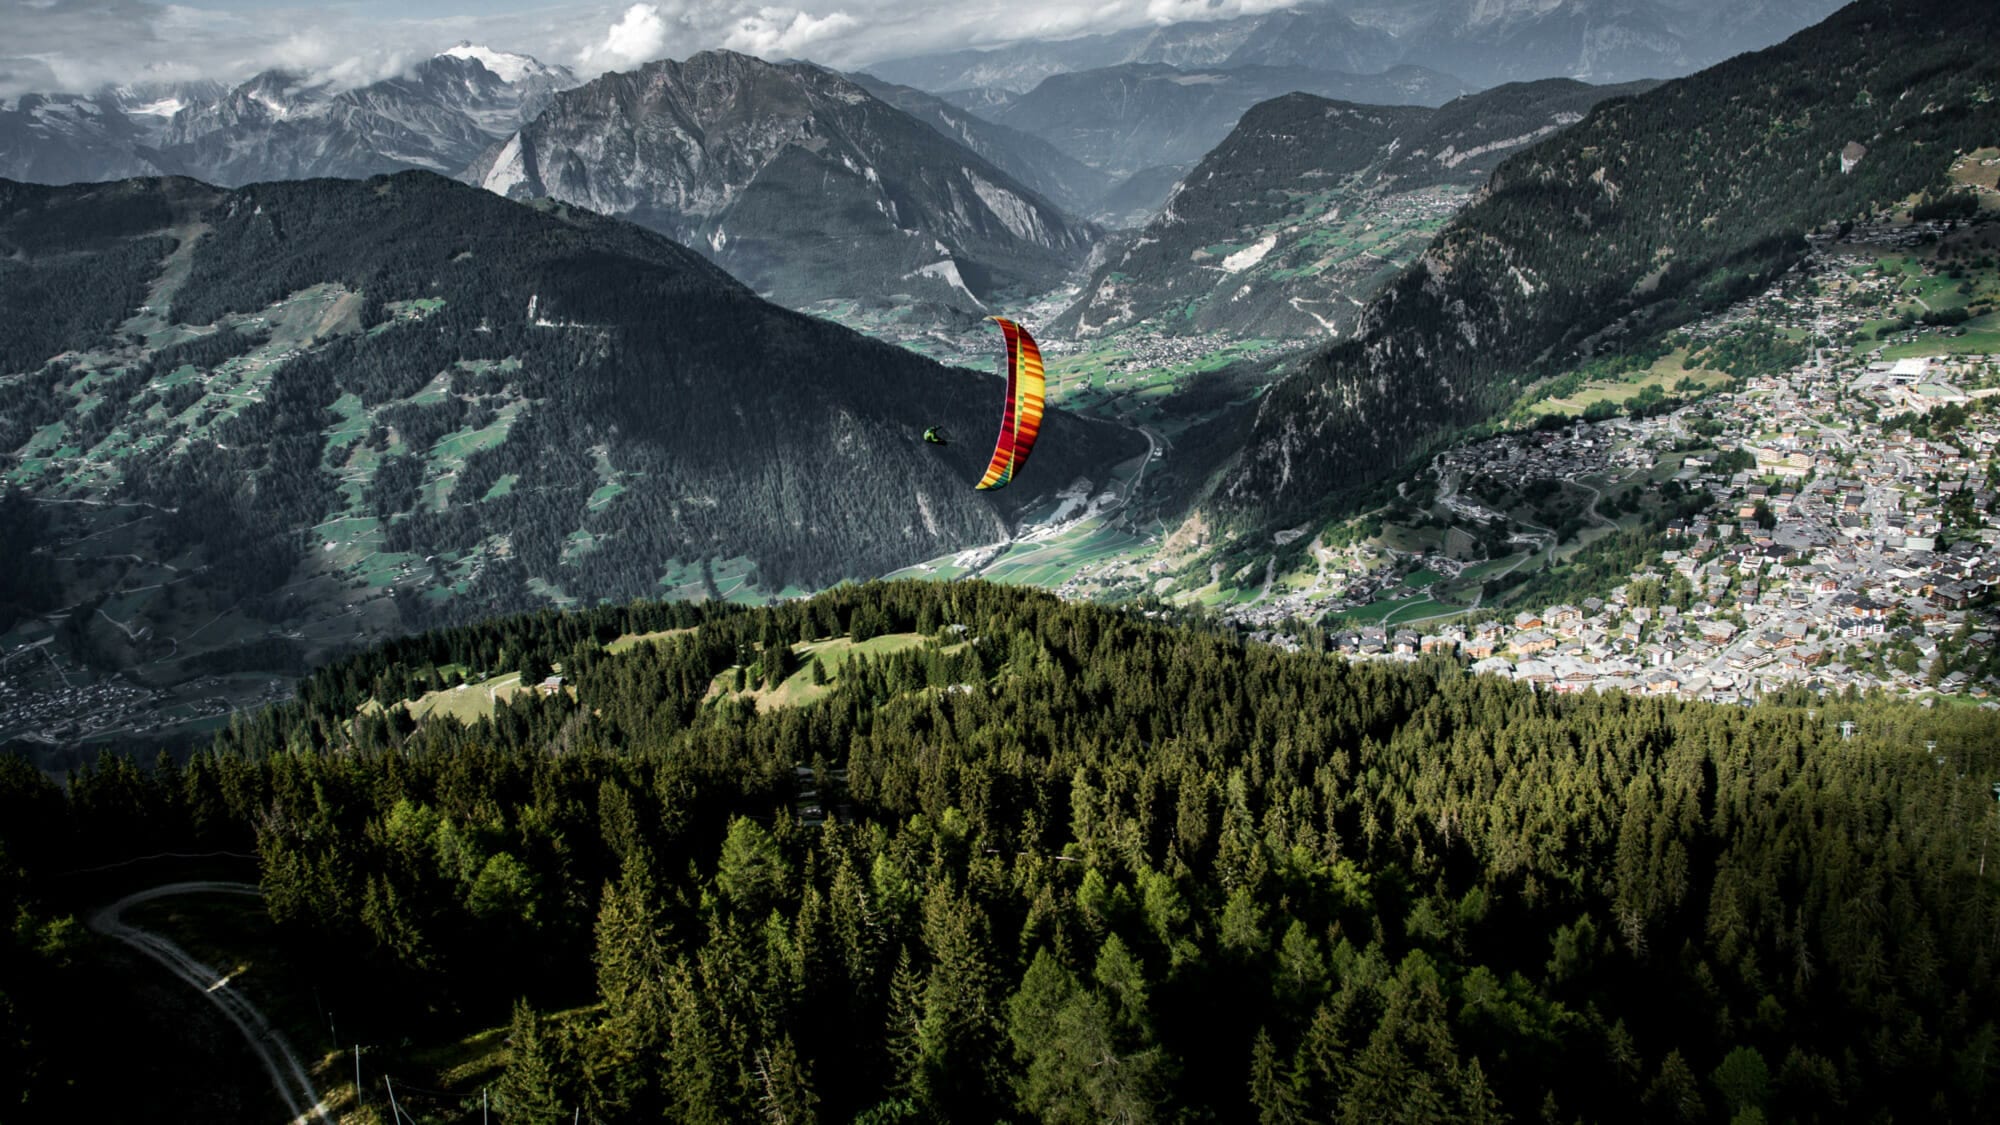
[5,582,1998,1121]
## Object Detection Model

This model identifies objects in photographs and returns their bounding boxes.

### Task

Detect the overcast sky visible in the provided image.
[0,0,1311,95]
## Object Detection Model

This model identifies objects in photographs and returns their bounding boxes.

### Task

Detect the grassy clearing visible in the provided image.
[981,520,1149,588]
[1881,327,2000,359]
[1951,148,2000,192]
[1384,597,1458,625]
[1526,348,1733,416]
[605,627,695,654]
[375,669,531,725]
[709,632,935,710]
[711,558,763,603]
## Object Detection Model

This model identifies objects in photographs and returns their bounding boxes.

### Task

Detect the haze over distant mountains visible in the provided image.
[867,0,1848,93]
[979,64,1472,182]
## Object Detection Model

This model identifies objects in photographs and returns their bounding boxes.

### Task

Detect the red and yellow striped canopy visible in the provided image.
[974,317,1045,491]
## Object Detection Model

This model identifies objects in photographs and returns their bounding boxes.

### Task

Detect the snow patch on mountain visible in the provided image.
[439,43,542,85]
[126,97,185,117]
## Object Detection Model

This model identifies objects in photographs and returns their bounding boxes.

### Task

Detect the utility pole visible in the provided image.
[354,1045,363,1111]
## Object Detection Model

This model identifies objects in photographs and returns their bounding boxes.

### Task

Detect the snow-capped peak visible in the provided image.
[438,43,544,85]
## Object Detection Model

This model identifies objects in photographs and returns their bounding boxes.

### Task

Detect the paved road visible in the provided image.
[89,881,332,1125]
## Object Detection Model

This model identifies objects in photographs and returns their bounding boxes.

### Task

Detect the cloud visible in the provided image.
[0,0,1340,98]
[584,3,674,70]
[722,7,860,59]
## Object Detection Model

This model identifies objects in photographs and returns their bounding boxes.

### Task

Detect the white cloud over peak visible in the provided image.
[0,0,1334,98]
[0,0,1846,100]
[584,3,674,71]
[722,7,859,59]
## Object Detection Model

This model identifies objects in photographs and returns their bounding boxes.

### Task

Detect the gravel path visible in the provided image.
[89,881,332,1125]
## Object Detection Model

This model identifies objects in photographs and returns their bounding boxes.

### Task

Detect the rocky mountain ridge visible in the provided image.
[0,46,575,187]
[471,51,1095,313]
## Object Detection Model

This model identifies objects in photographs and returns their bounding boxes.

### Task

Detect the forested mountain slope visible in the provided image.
[471,51,1095,314]
[4,582,1995,1120]
[0,174,1138,687]
[1218,0,2000,527]
[1060,78,1654,341]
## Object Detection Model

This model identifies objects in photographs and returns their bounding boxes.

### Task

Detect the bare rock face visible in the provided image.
[474,51,1095,314]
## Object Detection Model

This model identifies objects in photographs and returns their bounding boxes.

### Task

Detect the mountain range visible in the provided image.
[868,0,1847,93]
[866,6,1404,95]
[0,45,573,188]
[981,63,1472,182]
[1059,77,1657,341]
[471,52,1095,314]
[1210,0,1999,533]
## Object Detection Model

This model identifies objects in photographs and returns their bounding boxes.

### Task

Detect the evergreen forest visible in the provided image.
[5,581,1998,1122]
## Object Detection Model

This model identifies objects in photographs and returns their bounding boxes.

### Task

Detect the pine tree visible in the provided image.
[1249,1028,1306,1125]
[494,999,567,1124]
[593,849,671,1037]
[755,1034,820,1125]
[663,962,739,1124]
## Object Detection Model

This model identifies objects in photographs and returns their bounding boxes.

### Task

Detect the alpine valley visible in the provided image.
[0,172,1138,761]
[6,1,2000,1122]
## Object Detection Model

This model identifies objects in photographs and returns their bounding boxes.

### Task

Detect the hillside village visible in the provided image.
[1234,218,2000,706]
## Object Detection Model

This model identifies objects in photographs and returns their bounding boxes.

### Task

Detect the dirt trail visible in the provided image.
[89,881,332,1125]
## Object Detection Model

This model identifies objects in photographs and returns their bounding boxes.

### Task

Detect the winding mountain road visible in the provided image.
[89,881,332,1125]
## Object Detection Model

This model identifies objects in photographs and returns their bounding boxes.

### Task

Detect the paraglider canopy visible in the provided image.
[974,317,1045,491]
